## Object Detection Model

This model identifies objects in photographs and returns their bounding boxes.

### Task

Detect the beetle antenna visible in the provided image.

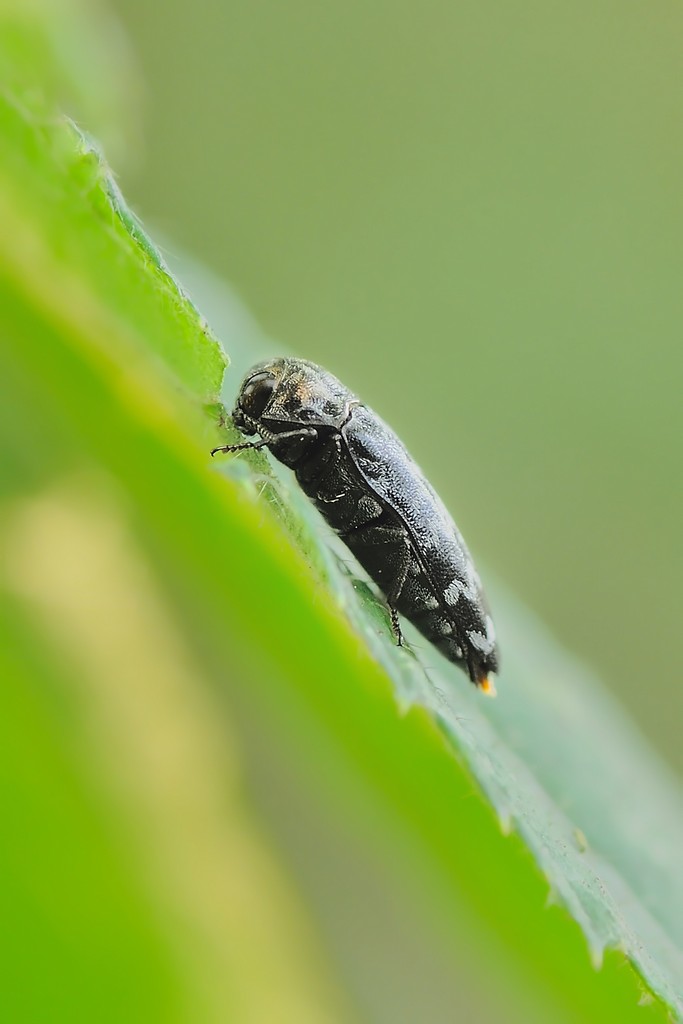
[211,440,268,457]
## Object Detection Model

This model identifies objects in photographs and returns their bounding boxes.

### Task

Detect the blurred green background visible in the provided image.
[111,0,683,773]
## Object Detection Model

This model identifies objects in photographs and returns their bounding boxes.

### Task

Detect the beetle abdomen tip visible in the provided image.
[478,675,497,697]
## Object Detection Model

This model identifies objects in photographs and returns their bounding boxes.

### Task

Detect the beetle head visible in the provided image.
[233,358,351,435]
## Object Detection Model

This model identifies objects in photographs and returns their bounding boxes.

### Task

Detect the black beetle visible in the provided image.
[212,358,498,692]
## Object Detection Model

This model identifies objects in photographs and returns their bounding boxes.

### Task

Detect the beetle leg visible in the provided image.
[297,433,342,490]
[342,522,412,649]
[388,604,404,647]
[259,426,319,446]
[386,540,412,647]
[315,435,344,493]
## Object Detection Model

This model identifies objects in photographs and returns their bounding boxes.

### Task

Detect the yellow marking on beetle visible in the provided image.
[479,675,497,698]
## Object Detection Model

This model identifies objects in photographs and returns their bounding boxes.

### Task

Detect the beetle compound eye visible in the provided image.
[241,373,275,419]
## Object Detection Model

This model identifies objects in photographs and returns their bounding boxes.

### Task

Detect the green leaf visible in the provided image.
[1,31,683,1024]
